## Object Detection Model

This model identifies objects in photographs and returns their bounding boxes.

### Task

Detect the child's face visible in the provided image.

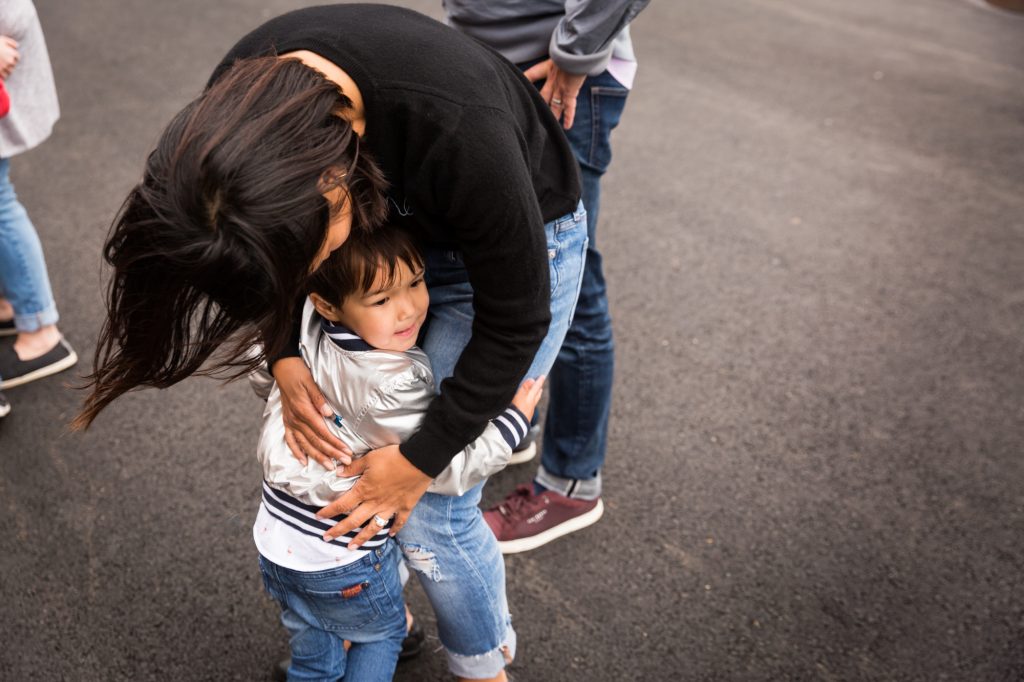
[332,259,429,352]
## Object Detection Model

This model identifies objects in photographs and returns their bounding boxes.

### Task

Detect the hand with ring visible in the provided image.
[318,444,434,549]
[522,58,587,129]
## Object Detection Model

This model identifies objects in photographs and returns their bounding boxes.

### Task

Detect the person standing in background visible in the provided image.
[444,0,650,553]
[0,0,77,412]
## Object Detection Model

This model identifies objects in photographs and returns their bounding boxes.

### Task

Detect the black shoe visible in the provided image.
[0,337,77,389]
[270,621,426,680]
[0,390,10,418]
[0,318,14,337]
[271,658,287,682]
[398,620,425,661]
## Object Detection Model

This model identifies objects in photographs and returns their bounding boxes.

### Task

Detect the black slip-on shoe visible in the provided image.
[0,318,15,337]
[0,337,78,389]
[398,620,425,661]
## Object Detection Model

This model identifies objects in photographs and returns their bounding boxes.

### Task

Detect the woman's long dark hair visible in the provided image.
[73,56,388,429]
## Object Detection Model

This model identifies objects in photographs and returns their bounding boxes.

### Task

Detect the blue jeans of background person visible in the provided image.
[0,157,59,332]
[259,540,406,682]
[398,203,587,678]
[533,69,630,502]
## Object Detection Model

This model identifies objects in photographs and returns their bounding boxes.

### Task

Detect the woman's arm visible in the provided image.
[430,378,544,497]
[320,378,545,548]
[402,110,555,474]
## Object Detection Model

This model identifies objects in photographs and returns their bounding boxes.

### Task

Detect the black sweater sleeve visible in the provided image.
[400,109,554,478]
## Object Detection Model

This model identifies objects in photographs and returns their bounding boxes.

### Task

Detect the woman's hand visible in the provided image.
[273,357,352,468]
[523,58,587,130]
[317,444,432,549]
[512,376,546,423]
[0,37,19,79]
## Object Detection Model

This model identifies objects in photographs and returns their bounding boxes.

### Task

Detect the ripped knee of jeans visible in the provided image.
[398,541,442,582]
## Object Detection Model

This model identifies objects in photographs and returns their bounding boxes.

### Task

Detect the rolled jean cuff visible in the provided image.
[446,623,516,679]
[536,465,602,501]
[14,305,58,333]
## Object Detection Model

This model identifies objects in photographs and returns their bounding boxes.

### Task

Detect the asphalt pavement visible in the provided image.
[1,1,1022,680]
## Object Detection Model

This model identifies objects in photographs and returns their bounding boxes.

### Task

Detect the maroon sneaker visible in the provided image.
[483,485,604,554]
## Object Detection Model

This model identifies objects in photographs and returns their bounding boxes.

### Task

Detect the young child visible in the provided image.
[251,227,543,682]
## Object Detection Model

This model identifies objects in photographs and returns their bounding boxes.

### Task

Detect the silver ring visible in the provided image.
[551,98,563,105]
[372,514,389,528]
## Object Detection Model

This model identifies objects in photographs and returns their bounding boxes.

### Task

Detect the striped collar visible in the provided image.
[320,319,375,351]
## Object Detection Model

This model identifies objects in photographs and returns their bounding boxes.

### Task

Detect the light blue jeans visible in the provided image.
[259,539,407,682]
[399,202,588,678]
[0,157,59,333]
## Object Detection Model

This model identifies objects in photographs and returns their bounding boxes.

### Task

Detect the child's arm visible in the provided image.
[430,377,545,497]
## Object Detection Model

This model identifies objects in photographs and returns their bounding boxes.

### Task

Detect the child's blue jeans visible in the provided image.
[259,539,406,682]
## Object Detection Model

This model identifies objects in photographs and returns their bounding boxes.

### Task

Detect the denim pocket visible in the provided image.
[302,571,386,633]
[586,86,628,171]
[563,71,629,174]
[297,549,403,634]
[546,240,561,294]
[546,211,588,301]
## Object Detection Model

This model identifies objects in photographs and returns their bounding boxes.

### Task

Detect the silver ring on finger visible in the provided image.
[551,98,563,105]
[372,514,390,528]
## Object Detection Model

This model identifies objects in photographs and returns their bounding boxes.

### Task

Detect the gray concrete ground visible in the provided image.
[1,1,1022,680]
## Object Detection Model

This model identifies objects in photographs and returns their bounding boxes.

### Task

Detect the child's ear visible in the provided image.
[309,293,340,322]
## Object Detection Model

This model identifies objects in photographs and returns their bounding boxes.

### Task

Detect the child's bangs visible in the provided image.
[360,233,424,294]
[308,227,424,305]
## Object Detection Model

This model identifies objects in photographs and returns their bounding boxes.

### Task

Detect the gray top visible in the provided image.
[0,0,59,157]
[444,0,649,75]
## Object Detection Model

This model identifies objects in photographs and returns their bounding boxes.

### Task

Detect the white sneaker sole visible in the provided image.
[496,498,604,555]
[0,400,10,417]
[0,345,78,389]
[508,440,537,465]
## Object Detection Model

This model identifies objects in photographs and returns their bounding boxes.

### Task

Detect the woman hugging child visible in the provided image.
[251,227,544,682]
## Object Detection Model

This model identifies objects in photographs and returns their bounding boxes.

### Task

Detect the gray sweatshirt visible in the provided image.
[444,0,649,76]
[0,0,59,157]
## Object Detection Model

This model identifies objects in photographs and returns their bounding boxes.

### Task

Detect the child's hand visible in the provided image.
[511,376,546,422]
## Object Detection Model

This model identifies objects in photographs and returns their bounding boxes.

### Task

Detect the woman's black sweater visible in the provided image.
[212,3,580,477]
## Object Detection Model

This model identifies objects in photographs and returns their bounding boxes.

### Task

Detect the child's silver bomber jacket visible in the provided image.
[251,298,529,507]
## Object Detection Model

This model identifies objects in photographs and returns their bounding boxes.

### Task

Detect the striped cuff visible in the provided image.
[492,405,530,450]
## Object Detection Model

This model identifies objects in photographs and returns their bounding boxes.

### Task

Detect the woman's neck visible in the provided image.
[280,50,366,136]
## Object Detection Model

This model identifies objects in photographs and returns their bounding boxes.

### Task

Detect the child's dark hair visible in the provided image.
[308,227,424,309]
[74,56,389,430]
